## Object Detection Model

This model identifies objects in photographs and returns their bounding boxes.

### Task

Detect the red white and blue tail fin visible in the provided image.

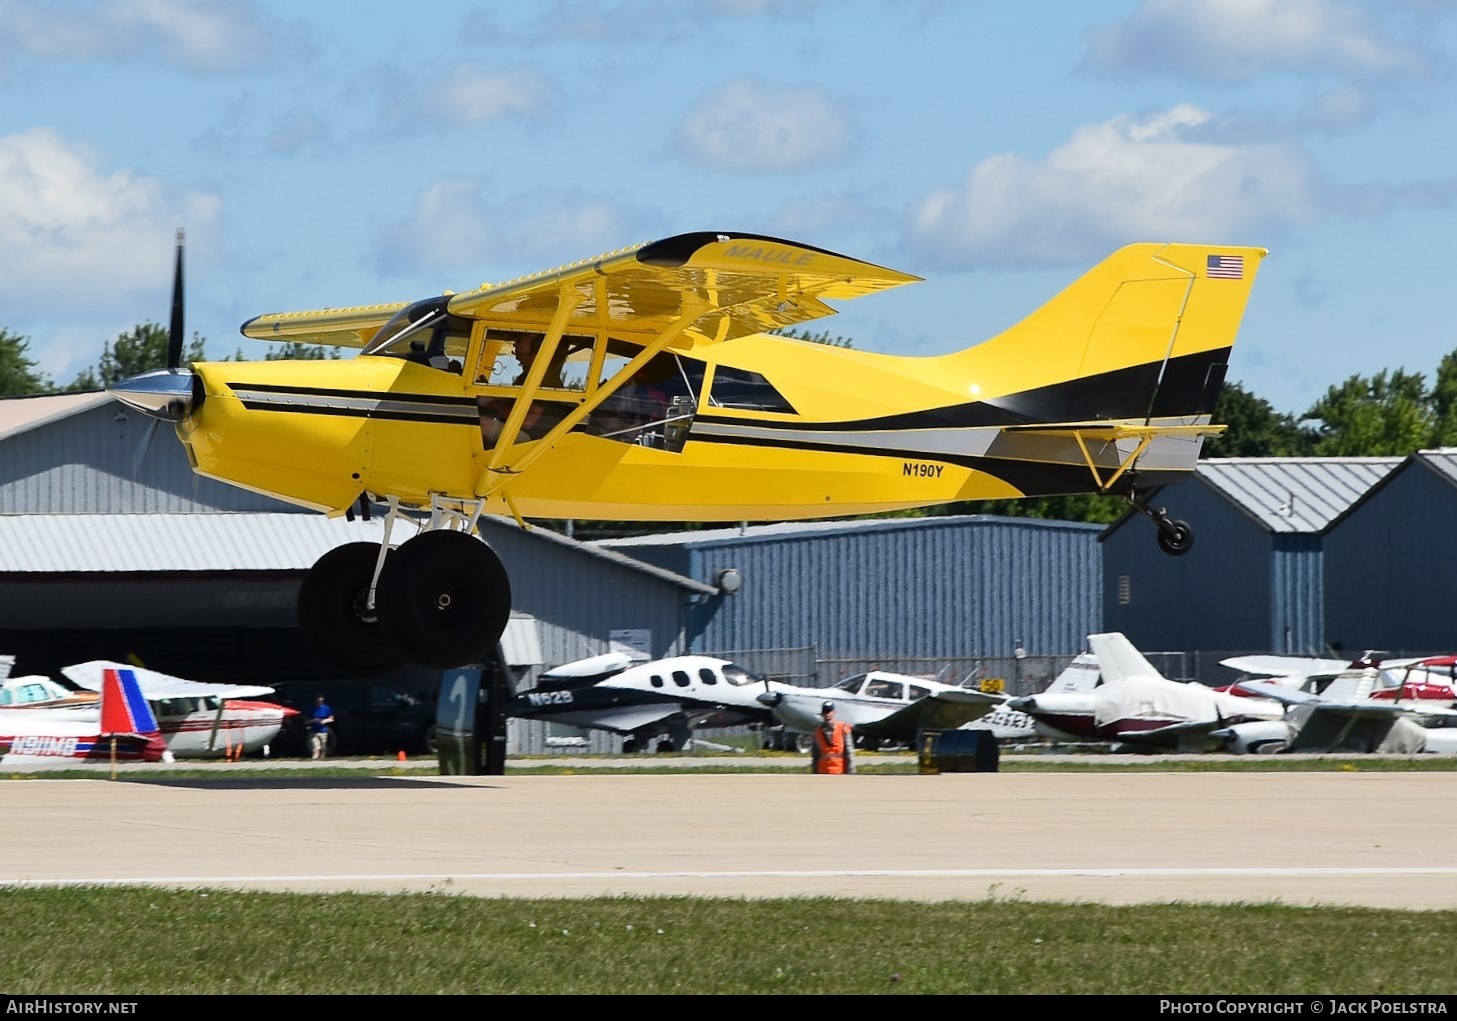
[100,667,162,739]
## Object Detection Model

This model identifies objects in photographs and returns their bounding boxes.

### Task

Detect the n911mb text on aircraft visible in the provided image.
[109,233,1267,672]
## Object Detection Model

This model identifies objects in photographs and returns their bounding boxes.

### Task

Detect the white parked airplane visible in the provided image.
[506,652,780,753]
[1007,632,1284,752]
[960,653,1103,741]
[55,661,297,760]
[0,665,171,765]
[756,669,1006,749]
[1214,670,1457,755]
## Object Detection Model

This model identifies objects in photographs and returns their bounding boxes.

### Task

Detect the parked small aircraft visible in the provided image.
[58,661,296,760]
[109,233,1267,673]
[757,669,1005,749]
[960,653,1103,741]
[0,666,170,765]
[1213,657,1457,755]
[1007,632,1284,752]
[506,652,778,753]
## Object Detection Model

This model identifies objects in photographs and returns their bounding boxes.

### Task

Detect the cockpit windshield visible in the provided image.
[368,297,472,372]
[833,674,867,694]
[723,664,768,687]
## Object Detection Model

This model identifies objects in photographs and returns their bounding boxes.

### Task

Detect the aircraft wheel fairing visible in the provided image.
[1156,519,1195,556]
[298,542,407,674]
[377,530,512,670]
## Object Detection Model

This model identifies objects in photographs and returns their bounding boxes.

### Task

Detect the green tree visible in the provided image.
[1202,380,1313,458]
[774,327,853,348]
[0,329,52,395]
[1303,369,1433,456]
[1428,350,1457,447]
[68,322,209,390]
[226,342,340,362]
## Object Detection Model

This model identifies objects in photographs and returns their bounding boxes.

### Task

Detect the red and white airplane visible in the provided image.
[59,661,297,760]
[0,666,170,765]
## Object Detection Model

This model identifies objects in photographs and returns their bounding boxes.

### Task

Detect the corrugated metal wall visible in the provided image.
[612,516,1102,663]
[1325,461,1457,654]
[1102,482,1277,652]
[0,401,297,513]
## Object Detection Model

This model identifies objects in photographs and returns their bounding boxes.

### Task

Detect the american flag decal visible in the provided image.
[1206,254,1243,279]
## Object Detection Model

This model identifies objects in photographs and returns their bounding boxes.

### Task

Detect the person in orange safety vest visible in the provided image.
[810,700,854,774]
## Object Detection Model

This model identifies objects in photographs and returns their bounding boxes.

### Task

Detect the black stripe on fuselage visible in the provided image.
[696,347,1230,432]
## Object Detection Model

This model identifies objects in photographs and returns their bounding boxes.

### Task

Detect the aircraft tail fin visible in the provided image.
[960,243,1268,426]
[1043,652,1102,694]
[1087,632,1165,685]
[99,666,162,738]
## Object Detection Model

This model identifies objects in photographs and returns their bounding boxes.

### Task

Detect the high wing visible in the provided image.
[1220,654,1364,679]
[854,689,1004,741]
[61,661,276,700]
[242,232,920,350]
[1234,679,1457,720]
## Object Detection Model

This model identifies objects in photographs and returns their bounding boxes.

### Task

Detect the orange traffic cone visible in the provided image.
[397,750,407,762]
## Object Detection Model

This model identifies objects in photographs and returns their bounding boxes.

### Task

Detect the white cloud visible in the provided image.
[0,0,306,74]
[1084,0,1431,83]
[0,128,221,315]
[905,105,1317,269]
[370,180,654,278]
[674,76,852,172]
[375,64,550,135]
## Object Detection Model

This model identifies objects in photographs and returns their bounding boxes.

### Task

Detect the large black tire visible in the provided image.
[377,530,512,669]
[1156,519,1195,556]
[297,542,406,673]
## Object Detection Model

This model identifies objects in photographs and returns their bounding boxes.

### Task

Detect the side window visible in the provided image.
[589,340,705,451]
[699,668,718,685]
[708,366,795,413]
[909,684,931,701]
[865,679,904,699]
[475,331,589,391]
[672,670,691,688]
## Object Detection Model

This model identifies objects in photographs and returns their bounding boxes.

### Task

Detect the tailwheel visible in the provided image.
[297,542,405,673]
[377,530,512,669]
[1156,519,1195,556]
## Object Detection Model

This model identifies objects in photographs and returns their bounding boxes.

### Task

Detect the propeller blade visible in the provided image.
[131,418,160,476]
[167,229,185,370]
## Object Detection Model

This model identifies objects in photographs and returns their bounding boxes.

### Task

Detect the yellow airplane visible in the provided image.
[109,232,1267,671]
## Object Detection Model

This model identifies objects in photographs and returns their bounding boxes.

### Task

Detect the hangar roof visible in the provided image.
[0,513,421,572]
[0,391,110,442]
[0,511,714,595]
[1195,457,1402,533]
[597,513,1099,550]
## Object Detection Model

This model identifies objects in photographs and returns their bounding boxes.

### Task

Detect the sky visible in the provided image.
[2,0,1455,417]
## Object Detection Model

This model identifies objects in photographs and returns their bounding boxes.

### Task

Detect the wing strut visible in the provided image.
[473,292,710,501]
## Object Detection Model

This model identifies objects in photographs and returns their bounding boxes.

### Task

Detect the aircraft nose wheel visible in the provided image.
[377,530,512,669]
[297,542,407,673]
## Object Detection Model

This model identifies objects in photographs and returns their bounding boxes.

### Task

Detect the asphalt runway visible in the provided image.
[5,769,1457,909]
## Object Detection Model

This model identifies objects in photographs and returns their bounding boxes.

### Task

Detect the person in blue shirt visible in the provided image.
[309,695,335,760]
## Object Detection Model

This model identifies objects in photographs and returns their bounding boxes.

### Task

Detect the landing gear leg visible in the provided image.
[1126,490,1195,556]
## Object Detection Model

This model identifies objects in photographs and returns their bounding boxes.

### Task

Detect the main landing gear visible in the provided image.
[297,497,512,672]
[1126,491,1195,557]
